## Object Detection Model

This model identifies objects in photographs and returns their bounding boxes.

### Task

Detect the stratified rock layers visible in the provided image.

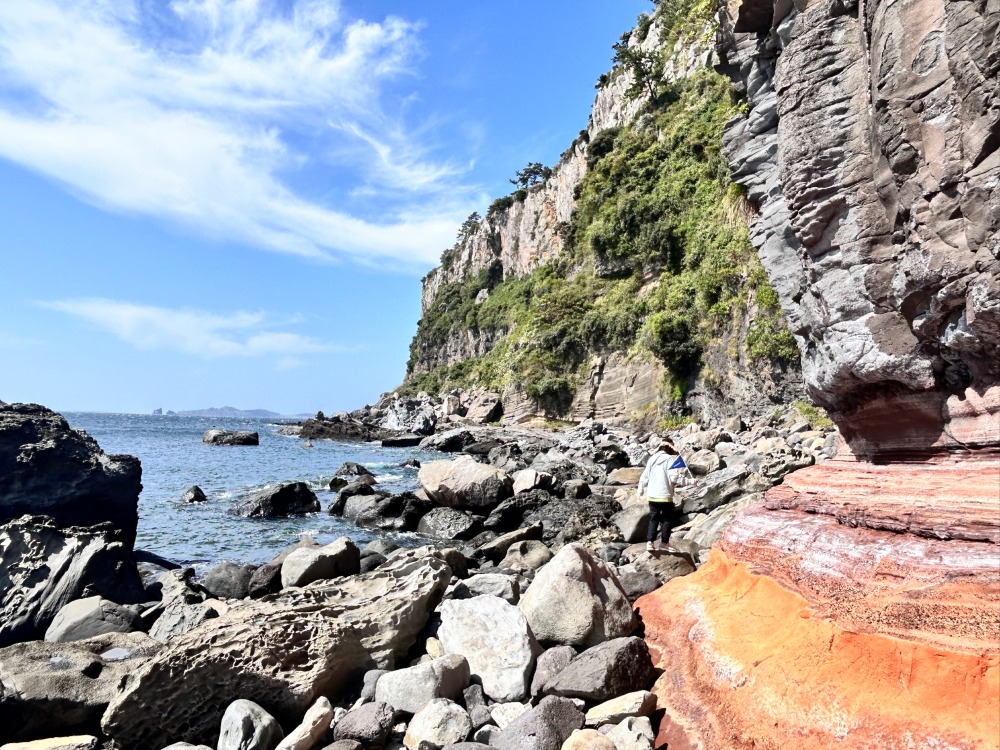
[638,455,1000,749]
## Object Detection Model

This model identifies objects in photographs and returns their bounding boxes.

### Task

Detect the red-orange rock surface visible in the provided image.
[637,452,1000,749]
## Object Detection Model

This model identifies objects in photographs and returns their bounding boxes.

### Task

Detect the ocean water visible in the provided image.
[65,412,441,569]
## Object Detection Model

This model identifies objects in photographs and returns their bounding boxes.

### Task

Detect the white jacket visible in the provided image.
[638,451,693,502]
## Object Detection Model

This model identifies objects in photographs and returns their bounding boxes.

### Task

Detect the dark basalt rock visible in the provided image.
[300,416,393,443]
[335,462,374,478]
[181,485,207,503]
[230,482,320,518]
[381,434,425,448]
[0,402,141,543]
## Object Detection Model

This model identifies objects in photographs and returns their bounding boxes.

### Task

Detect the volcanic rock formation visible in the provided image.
[637,1,1000,748]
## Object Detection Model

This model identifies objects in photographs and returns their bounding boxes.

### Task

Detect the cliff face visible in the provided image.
[408,12,807,425]
[638,1,1000,747]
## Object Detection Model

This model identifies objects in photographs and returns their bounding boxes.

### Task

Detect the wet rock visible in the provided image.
[355,492,434,533]
[218,699,285,750]
[542,637,654,702]
[230,483,320,518]
[0,515,146,647]
[374,655,471,715]
[181,486,208,504]
[381,434,425,448]
[203,430,259,446]
[439,596,537,703]
[336,462,375,478]
[519,545,634,648]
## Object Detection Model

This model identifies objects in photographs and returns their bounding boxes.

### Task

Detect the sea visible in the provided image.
[65,412,441,571]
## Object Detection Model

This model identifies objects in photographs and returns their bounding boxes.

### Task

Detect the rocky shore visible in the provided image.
[0,394,838,750]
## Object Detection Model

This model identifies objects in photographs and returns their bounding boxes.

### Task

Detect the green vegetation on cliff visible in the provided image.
[403,5,796,411]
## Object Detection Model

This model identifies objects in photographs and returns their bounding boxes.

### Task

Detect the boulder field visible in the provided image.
[632,0,1000,747]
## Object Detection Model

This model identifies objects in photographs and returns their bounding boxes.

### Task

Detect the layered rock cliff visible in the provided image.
[638,1,1000,747]
[407,8,808,425]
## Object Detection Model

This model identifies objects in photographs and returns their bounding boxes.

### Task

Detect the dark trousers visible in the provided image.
[647,501,679,544]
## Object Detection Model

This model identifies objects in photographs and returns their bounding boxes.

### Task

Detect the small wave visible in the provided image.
[376,473,403,483]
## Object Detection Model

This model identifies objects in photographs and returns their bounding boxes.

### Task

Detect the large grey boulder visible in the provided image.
[44,596,141,643]
[0,403,142,542]
[417,507,483,541]
[280,538,361,588]
[181,485,208,503]
[218,699,285,750]
[230,483,320,518]
[678,466,750,514]
[0,632,161,743]
[0,515,146,647]
[332,701,394,748]
[403,699,472,750]
[438,596,537,703]
[203,430,259,446]
[200,562,253,600]
[498,541,552,572]
[529,646,577,699]
[449,574,520,604]
[418,457,512,510]
[611,505,649,545]
[420,428,475,453]
[518,545,634,648]
[494,696,583,750]
[148,597,219,643]
[542,637,654,703]
[374,654,470,715]
[102,550,452,748]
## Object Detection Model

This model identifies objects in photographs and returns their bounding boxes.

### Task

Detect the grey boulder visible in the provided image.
[542,637,654,703]
[203,429,259,446]
[438,596,537,703]
[418,457,512,510]
[280,537,361,588]
[494,696,583,750]
[218,699,285,750]
[181,485,208,503]
[403,699,472,750]
[374,654,470,715]
[200,562,253,600]
[529,646,576,699]
[332,701,394,748]
[44,596,141,643]
[230,482,319,518]
[417,507,483,542]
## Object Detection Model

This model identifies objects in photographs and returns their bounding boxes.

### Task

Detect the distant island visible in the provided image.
[152,406,284,418]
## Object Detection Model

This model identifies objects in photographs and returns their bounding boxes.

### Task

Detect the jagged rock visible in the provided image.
[333,701,394,748]
[530,646,576,699]
[374,655,470,715]
[335,462,374,478]
[0,404,141,542]
[685,450,720,476]
[498,541,552,572]
[462,685,493,730]
[0,515,146,647]
[438,596,537,703]
[464,393,502,424]
[354,492,434,533]
[403,699,472,750]
[494,696,583,750]
[475,523,544,564]
[542,637,654,702]
[102,550,451,748]
[359,554,386,574]
[519,544,634,647]
[281,538,361,588]
[551,500,623,552]
[484,491,557,535]
[43,596,141,643]
[421,429,476,453]
[200,562,252,600]
[202,430,259,446]
[610,505,649,544]
[217,699,285,750]
[562,480,591,499]
[0,632,161,742]
[275,696,333,750]
[417,508,483,541]
[181,486,207,504]
[449,573,520,604]
[381,399,437,436]
[148,598,219,643]
[601,717,654,750]
[613,566,661,602]
[584,691,656,726]
[560,729,614,750]
[511,469,554,495]
[489,703,529,730]
[419,457,513,510]
[677,466,750,514]
[230,483,319,518]
[299,417,392,443]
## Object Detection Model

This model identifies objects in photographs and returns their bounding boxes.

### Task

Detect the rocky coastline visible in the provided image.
[0,392,838,750]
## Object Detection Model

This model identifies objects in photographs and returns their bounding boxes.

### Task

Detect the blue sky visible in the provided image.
[0,0,650,415]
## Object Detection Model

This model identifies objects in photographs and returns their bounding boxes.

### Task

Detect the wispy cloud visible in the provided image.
[0,1,474,268]
[41,298,341,359]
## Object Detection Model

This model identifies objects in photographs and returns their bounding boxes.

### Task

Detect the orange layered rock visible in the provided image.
[637,455,1000,749]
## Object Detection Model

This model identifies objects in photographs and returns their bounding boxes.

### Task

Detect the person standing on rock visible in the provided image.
[638,438,694,553]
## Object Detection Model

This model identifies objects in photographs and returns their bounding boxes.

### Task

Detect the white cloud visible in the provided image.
[0,0,474,268]
[41,298,341,359]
